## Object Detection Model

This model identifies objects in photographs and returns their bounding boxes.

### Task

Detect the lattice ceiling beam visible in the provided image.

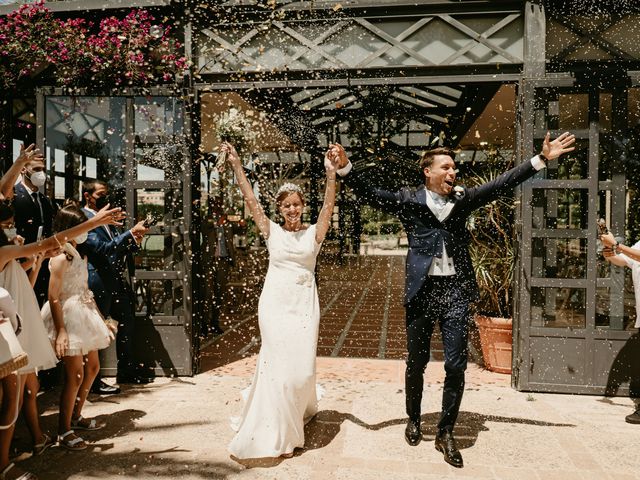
[439,14,522,64]
[552,15,635,62]
[354,17,436,66]
[355,17,434,68]
[440,13,521,65]
[201,28,260,69]
[398,87,458,108]
[273,20,352,68]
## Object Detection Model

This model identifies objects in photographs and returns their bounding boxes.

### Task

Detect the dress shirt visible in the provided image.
[21,182,44,223]
[425,189,456,276]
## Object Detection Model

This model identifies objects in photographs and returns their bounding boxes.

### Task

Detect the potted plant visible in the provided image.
[467,159,516,374]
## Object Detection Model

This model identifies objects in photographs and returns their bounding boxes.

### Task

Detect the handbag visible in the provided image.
[0,287,28,379]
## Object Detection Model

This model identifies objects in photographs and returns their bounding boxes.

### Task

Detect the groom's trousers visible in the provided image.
[405,275,470,433]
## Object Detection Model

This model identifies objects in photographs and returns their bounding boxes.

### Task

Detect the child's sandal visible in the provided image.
[33,433,54,456]
[0,463,38,479]
[57,430,87,451]
[70,416,105,431]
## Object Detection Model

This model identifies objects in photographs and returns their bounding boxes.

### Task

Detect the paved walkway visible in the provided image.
[14,356,640,480]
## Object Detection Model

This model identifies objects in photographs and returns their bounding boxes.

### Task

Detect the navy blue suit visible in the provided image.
[82,208,139,377]
[13,182,57,306]
[344,159,541,432]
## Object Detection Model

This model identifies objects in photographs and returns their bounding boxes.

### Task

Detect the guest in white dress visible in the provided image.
[42,205,116,451]
[0,198,124,478]
[221,142,339,459]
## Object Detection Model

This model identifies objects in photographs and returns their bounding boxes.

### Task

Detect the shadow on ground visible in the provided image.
[302,409,576,452]
[16,406,240,479]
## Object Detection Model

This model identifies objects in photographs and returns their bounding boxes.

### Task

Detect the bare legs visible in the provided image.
[59,351,100,434]
[72,351,99,424]
[21,373,46,447]
[0,374,20,471]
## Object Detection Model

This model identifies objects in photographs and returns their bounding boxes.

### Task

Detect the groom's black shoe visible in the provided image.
[435,431,463,468]
[404,419,422,446]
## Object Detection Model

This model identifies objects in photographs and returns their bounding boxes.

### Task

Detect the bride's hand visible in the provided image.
[324,149,339,174]
[220,142,241,165]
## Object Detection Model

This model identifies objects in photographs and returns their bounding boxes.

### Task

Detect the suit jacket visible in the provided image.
[82,207,138,316]
[344,160,540,305]
[13,182,57,305]
[13,182,56,243]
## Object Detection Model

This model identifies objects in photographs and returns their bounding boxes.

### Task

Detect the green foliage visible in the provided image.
[0,2,188,91]
[361,205,402,235]
[467,157,516,318]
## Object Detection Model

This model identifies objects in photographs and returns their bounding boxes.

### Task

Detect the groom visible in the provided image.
[330,132,575,467]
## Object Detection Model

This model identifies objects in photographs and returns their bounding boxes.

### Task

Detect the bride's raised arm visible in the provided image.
[315,148,338,244]
[220,142,270,238]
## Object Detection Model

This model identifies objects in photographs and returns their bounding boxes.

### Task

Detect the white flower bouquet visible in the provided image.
[215,107,257,171]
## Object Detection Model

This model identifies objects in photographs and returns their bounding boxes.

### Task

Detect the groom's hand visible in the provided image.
[541,131,576,161]
[329,143,349,169]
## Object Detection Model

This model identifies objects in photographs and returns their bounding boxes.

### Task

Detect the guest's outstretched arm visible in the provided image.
[602,246,628,267]
[220,142,270,238]
[315,151,338,244]
[601,232,640,262]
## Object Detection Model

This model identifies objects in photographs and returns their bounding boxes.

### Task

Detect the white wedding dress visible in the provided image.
[228,220,322,459]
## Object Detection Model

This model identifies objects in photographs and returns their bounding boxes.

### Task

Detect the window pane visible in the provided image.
[531,286,586,328]
[532,238,587,279]
[596,281,636,330]
[532,189,589,230]
[535,139,588,181]
[85,156,97,179]
[134,279,183,316]
[558,93,589,130]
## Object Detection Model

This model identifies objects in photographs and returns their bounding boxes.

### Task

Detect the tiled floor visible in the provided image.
[201,255,452,371]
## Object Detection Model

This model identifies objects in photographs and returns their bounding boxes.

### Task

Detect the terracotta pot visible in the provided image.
[474,314,512,374]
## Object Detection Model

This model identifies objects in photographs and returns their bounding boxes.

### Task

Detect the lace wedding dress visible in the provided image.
[229,220,322,459]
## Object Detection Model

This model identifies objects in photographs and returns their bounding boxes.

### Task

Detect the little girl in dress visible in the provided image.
[42,205,116,451]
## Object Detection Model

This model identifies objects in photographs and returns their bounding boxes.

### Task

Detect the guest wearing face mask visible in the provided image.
[13,154,58,307]
[82,180,151,387]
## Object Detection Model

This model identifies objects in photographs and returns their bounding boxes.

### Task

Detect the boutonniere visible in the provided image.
[451,185,466,201]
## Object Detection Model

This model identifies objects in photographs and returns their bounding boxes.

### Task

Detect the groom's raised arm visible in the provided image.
[466,131,576,207]
[329,143,403,216]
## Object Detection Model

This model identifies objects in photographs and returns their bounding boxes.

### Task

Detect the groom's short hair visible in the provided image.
[420,147,456,170]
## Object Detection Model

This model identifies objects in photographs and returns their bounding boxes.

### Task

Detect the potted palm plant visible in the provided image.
[467,159,516,374]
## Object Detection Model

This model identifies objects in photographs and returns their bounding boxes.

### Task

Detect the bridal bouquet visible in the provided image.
[215,108,257,171]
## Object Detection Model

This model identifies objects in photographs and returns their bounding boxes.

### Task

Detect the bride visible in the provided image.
[221,142,338,459]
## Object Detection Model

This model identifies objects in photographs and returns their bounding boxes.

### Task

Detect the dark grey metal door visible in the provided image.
[516,82,640,394]
[38,90,194,376]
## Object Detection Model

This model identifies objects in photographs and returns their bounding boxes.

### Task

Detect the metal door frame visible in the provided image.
[36,87,196,376]
[515,77,638,394]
